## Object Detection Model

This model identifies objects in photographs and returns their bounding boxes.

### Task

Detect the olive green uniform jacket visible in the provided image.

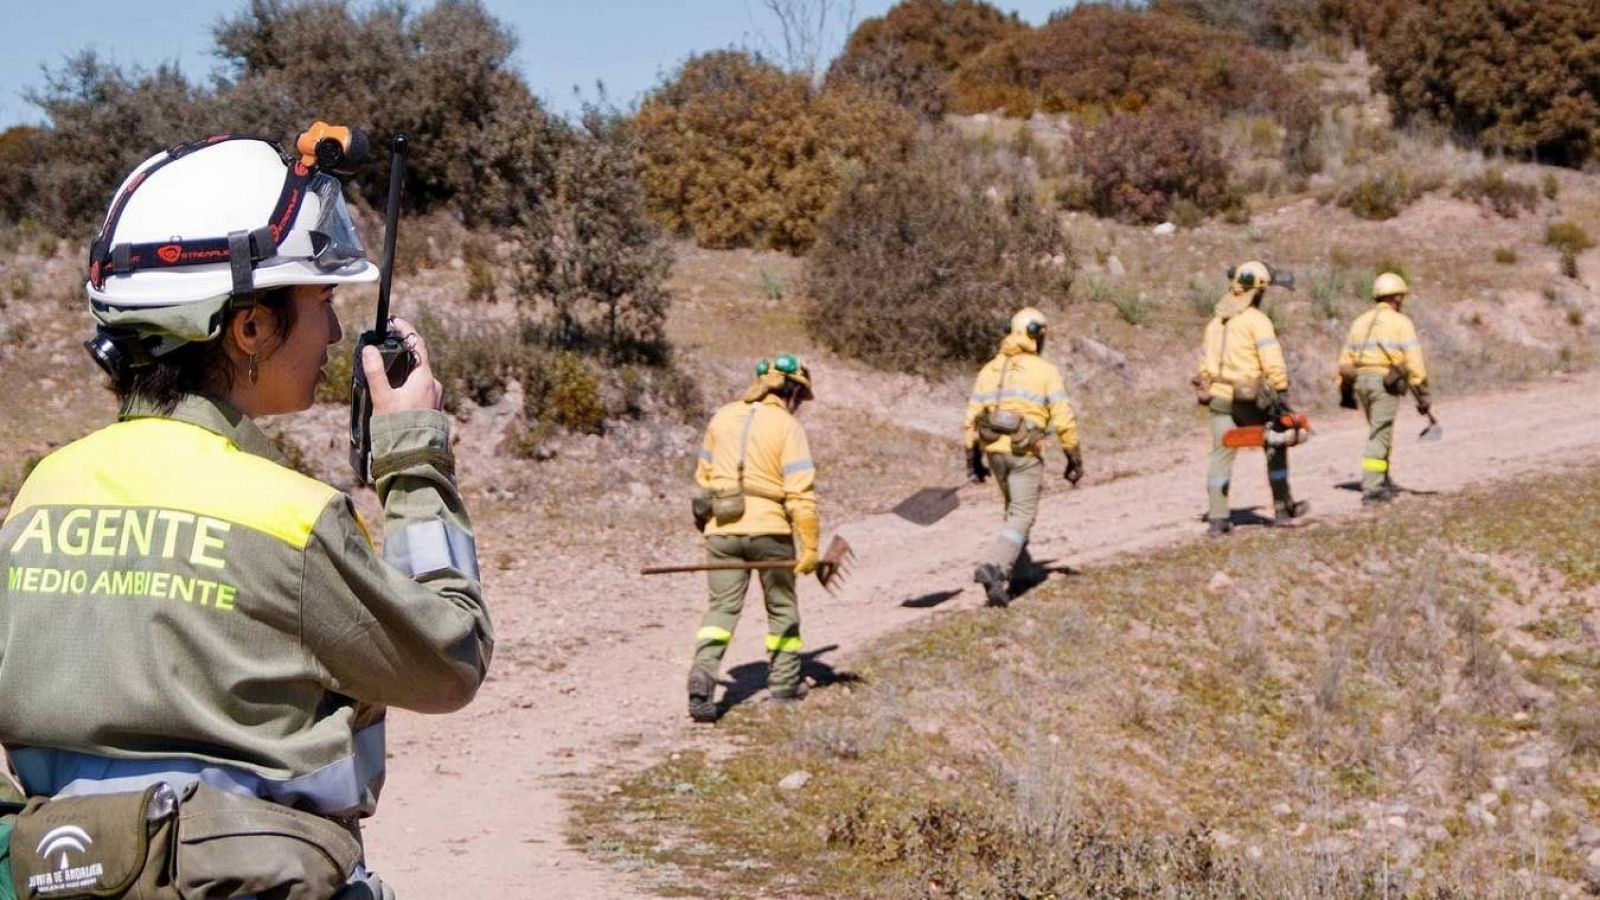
[0,395,492,818]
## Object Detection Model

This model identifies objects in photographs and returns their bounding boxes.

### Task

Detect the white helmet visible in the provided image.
[87,134,376,345]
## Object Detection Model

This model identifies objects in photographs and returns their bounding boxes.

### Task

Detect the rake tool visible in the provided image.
[641,536,857,593]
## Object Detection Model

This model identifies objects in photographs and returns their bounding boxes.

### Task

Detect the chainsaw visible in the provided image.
[1222,408,1312,449]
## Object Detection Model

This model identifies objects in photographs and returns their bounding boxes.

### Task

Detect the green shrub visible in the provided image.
[463,237,496,303]
[23,1,564,232]
[1541,172,1561,200]
[1373,0,1600,167]
[1493,248,1518,265]
[1545,221,1595,257]
[1071,111,1240,224]
[1109,289,1152,325]
[1452,168,1539,218]
[826,0,1026,118]
[634,50,915,253]
[804,136,1071,374]
[532,351,605,434]
[1335,168,1440,220]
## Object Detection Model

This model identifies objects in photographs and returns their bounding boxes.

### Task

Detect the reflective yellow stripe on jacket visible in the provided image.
[5,418,337,549]
[1338,305,1428,386]
[1197,301,1288,403]
[695,396,817,536]
[963,337,1079,455]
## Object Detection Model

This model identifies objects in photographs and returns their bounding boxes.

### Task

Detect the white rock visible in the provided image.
[1246,845,1263,861]
[1207,571,1235,595]
[1210,830,1239,850]
[1385,816,1408,829]
[1105,255,1127,277]
[1425,825,1450,842]
[1531,800,1553,822]
[627,482,652,499]
[1516,748,1551,772]
[1586,847,1600,883]
[1479,792,1500,809]
[1152,222,1177,236]
[1466,803,1499,830]
[1579,824,1600,845]
[778,771,811,792]
[1270,802,1293,818]
[1491,775,1511,792]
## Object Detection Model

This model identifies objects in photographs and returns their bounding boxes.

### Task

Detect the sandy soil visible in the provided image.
[362,369,1600,898]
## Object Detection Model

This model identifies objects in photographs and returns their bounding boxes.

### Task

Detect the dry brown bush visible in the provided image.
[803,135,1072,373]
[825,0,1026,118]
[634,50,915,254]
[1068,110,1241,224]
[1373,0,1600,167]
[948,4,1296,119]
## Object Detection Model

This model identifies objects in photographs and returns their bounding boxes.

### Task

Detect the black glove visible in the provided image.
[1064,449,1083,485]
[691,492,711,533]
[1414,385,1432,416]
[967,444,988,483]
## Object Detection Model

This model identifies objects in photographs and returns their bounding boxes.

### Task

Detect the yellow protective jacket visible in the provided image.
[964,335,1080,456]
[1338,303,1428,388]
[696,395,818,536]
[1197,292,1289,402]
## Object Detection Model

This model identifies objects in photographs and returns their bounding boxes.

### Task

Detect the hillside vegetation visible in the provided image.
[577,466,1600,897]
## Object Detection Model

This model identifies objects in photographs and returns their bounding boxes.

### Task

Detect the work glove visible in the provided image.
[967,444,988,483]
[792,507,821,576]
[1063,448,1084,485]
[1414,384,1432,416]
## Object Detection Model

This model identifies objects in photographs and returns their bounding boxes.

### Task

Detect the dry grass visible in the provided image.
[574,467,1600,896]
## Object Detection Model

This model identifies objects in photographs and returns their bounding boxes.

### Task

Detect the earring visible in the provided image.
[247,355,259,385]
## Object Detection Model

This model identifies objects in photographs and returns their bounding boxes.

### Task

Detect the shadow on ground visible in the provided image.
[719,644,863,715]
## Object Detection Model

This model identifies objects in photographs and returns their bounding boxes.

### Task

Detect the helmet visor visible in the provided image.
[305,173,368,272]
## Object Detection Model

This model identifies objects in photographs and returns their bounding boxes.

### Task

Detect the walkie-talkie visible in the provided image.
[349,133,416,484]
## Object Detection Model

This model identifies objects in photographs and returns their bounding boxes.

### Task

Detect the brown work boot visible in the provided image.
[1273,500,1310,526]
[974,564,1010,608]
[770,682,809,706]
[687,669,718,723]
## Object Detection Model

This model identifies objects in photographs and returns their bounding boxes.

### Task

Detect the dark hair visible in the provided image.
[114,288,296,412]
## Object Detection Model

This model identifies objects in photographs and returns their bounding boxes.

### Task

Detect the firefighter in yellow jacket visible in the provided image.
[964,308,1081,608]
[687,354,819,722]
[1195,261,1308,535]
[1337,272,1432,504]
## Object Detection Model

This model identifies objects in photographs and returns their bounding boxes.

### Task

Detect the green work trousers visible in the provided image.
[1207,398,1292,522]
[1355,372,1399,493]
[983,452,1043,575]
[692,534,803,693]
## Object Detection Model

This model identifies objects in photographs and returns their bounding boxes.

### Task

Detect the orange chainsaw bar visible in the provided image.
[1222,413,1310,449]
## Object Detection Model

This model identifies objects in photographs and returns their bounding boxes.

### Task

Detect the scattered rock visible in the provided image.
[1362,559,1393,576]
[1478,791,1500,809]
[627,482,652,500]
[1579,824,1600,846]
[1586,847,1600,884]
[1152,222,1177,236]
[1385,816,1408,829]
[1105,255,1127,277]
[1071,335,1131,376]
[1531,800,1552,822]
[1246,845,1263,861]
[1491,775,1511,791]
[778,771,811,792]
[1395,839,1423,865]
[1271,802,1293,818]
[1516,747,1551,772]
[1207,571,1235,595]
[1425,825,1450,843]
[1209,830,1239,850]
[1466,803,1499,830]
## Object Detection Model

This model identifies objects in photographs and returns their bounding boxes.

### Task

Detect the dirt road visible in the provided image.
[364,371,1600,897]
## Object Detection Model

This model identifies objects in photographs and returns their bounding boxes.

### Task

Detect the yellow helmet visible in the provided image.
[1228,260,1272,294]
[1010,307,1048,340]
[1373,272,1409,300]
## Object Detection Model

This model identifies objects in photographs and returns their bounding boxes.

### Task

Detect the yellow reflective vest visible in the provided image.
[695,395,818,536]
[1197,292,1289,403]
[964,336,1080,456]
[1338,303,1428,388]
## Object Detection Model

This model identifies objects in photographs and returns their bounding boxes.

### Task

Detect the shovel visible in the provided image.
[891,485,966,526]
[641,535,857,593]
[1418,412,1442,442]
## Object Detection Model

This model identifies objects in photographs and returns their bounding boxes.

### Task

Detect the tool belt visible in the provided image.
[5,783,359,900]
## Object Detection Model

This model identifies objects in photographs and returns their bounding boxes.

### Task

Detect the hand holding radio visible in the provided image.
[361,315,441,414]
